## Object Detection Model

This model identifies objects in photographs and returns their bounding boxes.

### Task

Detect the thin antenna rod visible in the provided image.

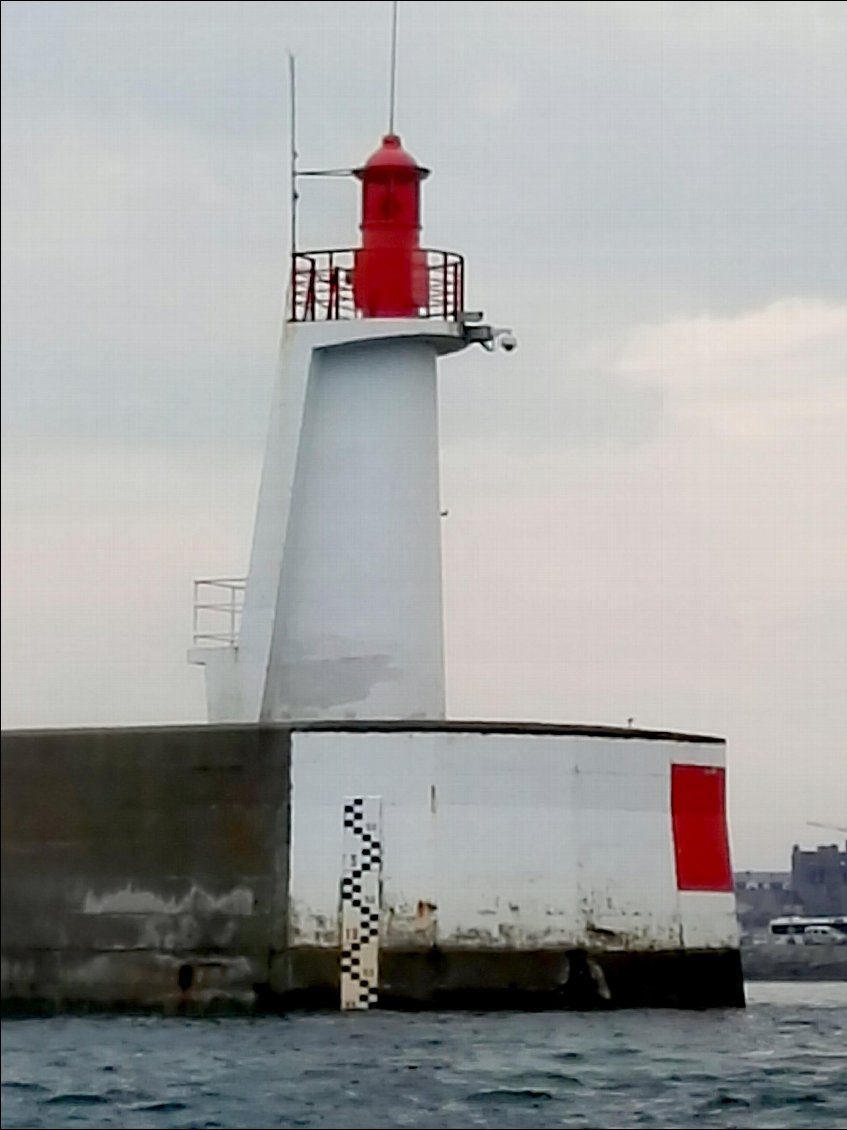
[388,0,399,133]
[288,51,298,254]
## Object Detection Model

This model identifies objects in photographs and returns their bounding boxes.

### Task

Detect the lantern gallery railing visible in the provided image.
[289,248,465,323]
[192,577,245,647]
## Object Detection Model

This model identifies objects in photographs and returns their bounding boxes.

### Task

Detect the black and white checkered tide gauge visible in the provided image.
[340,796,382,1011]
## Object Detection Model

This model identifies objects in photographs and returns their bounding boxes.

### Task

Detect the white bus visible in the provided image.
[768,915,847,944]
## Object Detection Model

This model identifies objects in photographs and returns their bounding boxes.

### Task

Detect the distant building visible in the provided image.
[735,842,847,933]
[734,870,798,931]
[792,842,847,917]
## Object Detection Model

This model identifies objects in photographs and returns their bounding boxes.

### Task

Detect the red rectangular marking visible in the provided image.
[671,764,733,892]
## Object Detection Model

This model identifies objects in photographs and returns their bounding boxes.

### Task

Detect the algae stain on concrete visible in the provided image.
[82,884,256,917]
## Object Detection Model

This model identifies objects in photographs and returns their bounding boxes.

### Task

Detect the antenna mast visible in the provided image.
[288,2,401,252]
[288,51,298,254]
[388,0,399,134]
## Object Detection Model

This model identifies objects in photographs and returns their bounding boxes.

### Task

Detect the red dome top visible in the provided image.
[355,134,429,180]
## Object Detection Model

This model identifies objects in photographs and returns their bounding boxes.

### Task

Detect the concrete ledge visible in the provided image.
[282,946,745,1011]
[1,948,265,1015]
[2,719,723,744]
[2,947,745,1015]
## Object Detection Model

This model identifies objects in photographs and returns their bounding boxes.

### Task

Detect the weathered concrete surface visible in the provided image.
[741,943,847,981]
[3,720,745,1012]
[1,725,290,1013]
[283,946,744,1009]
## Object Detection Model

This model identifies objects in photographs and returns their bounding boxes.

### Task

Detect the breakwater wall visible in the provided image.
[2,725,290,1012]
[741,944,847,981]
[2,721,744,1012]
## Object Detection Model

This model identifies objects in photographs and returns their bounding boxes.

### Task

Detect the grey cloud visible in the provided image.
[3,2,845,445]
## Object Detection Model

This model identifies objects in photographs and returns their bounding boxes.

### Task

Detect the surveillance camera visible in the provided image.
[499,333,517,352]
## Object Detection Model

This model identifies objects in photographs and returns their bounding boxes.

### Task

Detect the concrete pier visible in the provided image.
[1,721,744,1013]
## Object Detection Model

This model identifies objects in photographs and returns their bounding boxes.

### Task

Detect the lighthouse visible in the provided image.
[0,13,744,1012]
[180,128,744,1014]
[0,126,745,1015]
[190,133,507,723]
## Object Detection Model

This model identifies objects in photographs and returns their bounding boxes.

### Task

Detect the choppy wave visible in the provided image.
[2,982,846,1129]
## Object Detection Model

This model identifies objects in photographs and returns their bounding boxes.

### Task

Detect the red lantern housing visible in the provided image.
[353,134,429,317]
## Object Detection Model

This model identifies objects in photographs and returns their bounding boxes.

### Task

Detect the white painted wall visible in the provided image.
[191,319,469,723]
[187,647,242,723]
[263,336,444,720]
[678,891,739,949]
[288,729,740,953]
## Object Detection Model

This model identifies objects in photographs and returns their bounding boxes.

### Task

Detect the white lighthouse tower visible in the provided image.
[185,126,742,1017]
[190,133,506,722]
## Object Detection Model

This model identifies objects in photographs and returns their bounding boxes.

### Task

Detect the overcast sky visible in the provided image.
[2,1,845,868]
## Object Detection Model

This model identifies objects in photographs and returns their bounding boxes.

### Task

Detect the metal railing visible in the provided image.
[192,578,246,647]
[289,248,465,323]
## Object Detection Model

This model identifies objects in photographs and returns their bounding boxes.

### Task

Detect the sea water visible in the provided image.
[2,982,846,1129]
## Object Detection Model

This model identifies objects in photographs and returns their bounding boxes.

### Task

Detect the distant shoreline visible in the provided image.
[741,943,847,981]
